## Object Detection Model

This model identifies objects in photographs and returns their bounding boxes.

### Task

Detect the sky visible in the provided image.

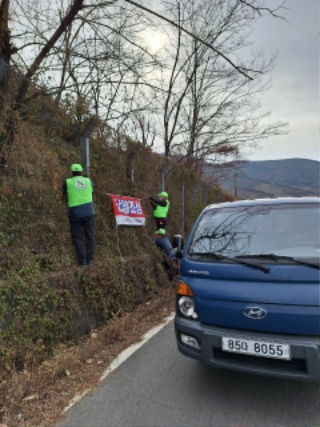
[243,0,319,161]
[147,0,319,162]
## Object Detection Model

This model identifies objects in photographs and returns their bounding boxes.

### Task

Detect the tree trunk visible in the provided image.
[0,0,85,166]
[0,0,13,63]
[15,0,85,107]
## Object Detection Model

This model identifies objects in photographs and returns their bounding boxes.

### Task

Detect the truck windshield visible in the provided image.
[189,203,320,261]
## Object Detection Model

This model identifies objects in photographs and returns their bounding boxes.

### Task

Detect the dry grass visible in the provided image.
[0,284,176,427]
[0,96,230,427]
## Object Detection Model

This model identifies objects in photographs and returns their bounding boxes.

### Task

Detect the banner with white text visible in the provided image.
[109,195,146,226]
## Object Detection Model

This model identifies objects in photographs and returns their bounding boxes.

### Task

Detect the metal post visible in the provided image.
[192,184,197,205]
[203,187,208,206]
[80,116,97,174]
[158,164,173,193]
[233,173,238,199]
[80,136,90,172]
[158,170,164,192]
[0,58,8,85]
[180,181,185,235]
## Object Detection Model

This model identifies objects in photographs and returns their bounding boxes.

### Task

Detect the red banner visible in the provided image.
[109,195,146,226]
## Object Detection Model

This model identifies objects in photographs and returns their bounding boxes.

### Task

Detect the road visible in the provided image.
[56,320,320,427]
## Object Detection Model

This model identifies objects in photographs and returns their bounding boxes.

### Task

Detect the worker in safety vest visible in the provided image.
[154,228,173,257]
[62,164,95,267]
[153,228,178,280]
[149,191,170,230]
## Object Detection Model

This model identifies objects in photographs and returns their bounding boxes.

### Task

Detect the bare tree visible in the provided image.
[0,0,287,168]
[155,0,287,169]
[1,0,154,157]
[0,0,16,62]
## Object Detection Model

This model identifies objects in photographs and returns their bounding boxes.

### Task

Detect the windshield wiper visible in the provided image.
[188,252,269,273]
[239,254,320,270]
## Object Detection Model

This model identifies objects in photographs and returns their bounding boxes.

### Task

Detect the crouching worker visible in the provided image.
[154,228,172,257]
[154,228,178,279]
[62,164,95,267]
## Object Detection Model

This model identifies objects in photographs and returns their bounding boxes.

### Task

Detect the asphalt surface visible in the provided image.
[56,321,320,427]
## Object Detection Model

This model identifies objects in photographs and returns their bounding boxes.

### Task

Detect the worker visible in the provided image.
[154,228,173,258]
[62,164,95,267]
[154,228,179,280]
[149,191,170,230]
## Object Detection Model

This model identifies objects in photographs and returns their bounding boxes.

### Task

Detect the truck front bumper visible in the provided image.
[175,316,320,382]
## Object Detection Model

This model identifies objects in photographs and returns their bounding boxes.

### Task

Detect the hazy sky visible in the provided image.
[148,0,318,162]
[244,0,319,161]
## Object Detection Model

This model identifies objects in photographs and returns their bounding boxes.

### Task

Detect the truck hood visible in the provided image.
[180,259,320,335]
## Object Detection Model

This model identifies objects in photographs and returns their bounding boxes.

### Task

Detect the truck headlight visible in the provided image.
[176,281,198,319]
[177,296,198,319]
[178,296,194,317]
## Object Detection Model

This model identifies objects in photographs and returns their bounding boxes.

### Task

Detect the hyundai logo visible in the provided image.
[244,306,267,319]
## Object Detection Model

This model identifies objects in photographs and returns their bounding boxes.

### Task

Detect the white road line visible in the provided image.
[62,313,174,414]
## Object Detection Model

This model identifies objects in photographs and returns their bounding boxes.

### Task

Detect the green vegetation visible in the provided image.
[0,97,231,379]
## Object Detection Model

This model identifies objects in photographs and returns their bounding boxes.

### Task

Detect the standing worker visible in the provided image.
[149,191,170,230]
[62,164,95,267]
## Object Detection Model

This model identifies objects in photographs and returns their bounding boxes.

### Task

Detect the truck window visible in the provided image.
[188,203,319,260]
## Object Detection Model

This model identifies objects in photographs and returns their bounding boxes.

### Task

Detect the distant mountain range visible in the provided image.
[211,158,320,200]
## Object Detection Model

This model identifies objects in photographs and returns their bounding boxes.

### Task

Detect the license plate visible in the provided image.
[221,337,291,360]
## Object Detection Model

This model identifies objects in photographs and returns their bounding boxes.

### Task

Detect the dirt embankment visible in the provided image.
[0,284,176,427]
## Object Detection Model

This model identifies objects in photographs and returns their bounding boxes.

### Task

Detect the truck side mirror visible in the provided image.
[176,250,183,260]
[172,234,184,251]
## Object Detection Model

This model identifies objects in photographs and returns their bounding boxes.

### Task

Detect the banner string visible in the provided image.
[103,192,149,201]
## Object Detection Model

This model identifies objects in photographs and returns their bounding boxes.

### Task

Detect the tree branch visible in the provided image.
[15,0,86,106]
[124,0,253,80]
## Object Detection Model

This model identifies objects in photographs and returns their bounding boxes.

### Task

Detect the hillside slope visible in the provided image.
[0,98,231,387]
[215,158,319,199]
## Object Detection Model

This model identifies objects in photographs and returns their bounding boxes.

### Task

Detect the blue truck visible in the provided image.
[175,197,320,381]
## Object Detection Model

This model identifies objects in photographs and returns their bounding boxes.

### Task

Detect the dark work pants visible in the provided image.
[155,218,167,230]
[69,216,95,266]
